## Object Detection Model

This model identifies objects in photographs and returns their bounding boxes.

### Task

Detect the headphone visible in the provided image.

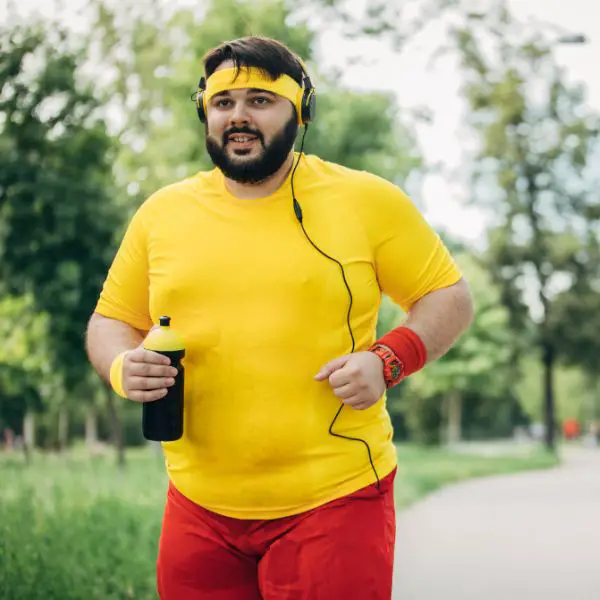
[193,61,316,126]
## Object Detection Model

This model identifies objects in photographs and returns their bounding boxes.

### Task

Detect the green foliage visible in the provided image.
[516,353,599,423]
[0,495,160,599]
[0,295,50,383]
[550,234,600,375]
[0,294,53,430]
[0,451,166,600]
[0,22,122,390]
[305,86,421,183]
[401,392,444,445]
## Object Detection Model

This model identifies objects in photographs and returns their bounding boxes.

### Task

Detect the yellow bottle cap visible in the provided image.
[143,316,185,352]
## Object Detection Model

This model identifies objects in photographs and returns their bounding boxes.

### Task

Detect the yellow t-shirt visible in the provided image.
[95,153,462,519]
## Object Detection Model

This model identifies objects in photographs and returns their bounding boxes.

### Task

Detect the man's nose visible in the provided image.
[229,101,251,126]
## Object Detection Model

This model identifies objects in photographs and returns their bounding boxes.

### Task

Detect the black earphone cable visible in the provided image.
[290,125,382,493]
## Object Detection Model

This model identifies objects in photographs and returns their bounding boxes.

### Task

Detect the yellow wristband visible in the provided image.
[109,351,128,398]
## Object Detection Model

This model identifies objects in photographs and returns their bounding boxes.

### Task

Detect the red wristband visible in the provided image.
[373,326,427,379]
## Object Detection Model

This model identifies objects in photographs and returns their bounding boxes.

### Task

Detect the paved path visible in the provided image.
[392,448,600,600]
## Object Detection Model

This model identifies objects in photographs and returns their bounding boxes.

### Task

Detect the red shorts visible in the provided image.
[156,468,397,600]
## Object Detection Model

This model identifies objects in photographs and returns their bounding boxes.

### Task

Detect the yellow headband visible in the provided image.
[203,66,305,124]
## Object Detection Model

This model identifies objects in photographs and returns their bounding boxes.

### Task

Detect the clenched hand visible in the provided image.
[314,351,386,410]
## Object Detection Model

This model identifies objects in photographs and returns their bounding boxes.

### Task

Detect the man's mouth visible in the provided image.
[228,134,257,143]
[225,132,261,150]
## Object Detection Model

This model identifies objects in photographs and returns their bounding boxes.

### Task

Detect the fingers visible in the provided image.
[332,383,355,399]
[328,368,353,388]
[332,384,369,408]
[128,376,175,391]
[351,401,371,410]
[341,395,376,410]
[331,380,380,410]
[314,355,350,380]
[127,388,169,403]
[122,348,178,403]
[129,347,171,366]
[337,393,368,410]
[127,360,178,378]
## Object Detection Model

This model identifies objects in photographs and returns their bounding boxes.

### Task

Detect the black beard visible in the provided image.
[205,115,298,184]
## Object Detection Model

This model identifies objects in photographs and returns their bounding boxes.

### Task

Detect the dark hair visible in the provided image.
[202,36,305,86]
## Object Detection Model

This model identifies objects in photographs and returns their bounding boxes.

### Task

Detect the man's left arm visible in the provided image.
[402,278,473,362]
[315,280,473,410]
[315,182,474,409]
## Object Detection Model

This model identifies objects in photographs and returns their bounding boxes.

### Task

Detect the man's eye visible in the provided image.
[252,96,271,105]
[216,99,231,107]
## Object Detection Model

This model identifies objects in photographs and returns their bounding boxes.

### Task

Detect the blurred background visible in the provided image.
[0,0,598,598]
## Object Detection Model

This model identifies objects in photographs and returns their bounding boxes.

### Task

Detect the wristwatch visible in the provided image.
[368,343,404,389]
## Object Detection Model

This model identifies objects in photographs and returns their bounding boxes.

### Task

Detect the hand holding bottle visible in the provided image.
[121,343,178,403]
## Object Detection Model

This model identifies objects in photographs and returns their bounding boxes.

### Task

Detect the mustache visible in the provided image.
[223,126,264,146]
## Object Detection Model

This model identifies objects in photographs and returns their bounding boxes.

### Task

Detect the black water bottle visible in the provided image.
[142,315,185,441]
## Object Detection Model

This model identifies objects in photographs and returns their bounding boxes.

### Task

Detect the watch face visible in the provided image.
[390,361,402,380]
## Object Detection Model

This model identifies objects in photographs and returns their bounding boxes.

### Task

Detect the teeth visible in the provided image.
[231,136,254,142]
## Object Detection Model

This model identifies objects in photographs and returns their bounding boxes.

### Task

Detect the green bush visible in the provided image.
[0,489,162,600]
[0,450,167,600]
[400,392,444,446]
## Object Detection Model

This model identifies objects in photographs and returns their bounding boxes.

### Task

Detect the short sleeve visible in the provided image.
[365,179,462,312]
[94,206,154,332]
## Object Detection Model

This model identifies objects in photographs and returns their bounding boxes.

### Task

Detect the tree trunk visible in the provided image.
[85,404,98,448]
[447,391,462,446]
[593,376,600,424]
[105,387,126,468]
[22,411,35,463]
[58,408,69,453]
[542,343,556,452]
[590,376,600,445]
[23,410,36,448]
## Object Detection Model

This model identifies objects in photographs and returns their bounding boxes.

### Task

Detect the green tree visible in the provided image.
[550,235,600,432]
[551,230,600,376]
[451,2,600,451]
[0,23,122,447]
[0,294,55,459]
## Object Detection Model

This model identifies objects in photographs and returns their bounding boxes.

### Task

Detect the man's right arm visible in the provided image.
[86,313,177,402]
[85,313,145,384]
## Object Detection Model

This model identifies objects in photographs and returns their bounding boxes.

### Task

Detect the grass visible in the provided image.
[0,442,558,600]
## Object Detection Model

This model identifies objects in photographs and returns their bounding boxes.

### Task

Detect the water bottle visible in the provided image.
[142,315,185,441]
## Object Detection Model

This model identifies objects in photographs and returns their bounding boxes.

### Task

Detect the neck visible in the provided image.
[223,152,295,200]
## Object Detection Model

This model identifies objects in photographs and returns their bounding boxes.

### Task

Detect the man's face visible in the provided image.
[204,61,299,184]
